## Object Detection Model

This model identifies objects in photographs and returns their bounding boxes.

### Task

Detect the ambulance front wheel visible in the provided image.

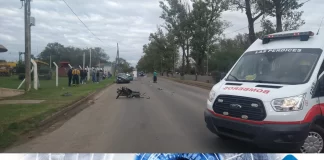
[300,125,324,153]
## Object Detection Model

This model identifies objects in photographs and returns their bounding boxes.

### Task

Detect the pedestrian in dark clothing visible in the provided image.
[67,68,73,86]
[80,69,84,84]
[96,70,100,83]
[76,69,80,85]
[83,69,86,83]
[83,69,87,84]
[92,69,96,83]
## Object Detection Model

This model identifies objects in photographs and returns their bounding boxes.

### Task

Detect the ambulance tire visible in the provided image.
[300,125,324,153]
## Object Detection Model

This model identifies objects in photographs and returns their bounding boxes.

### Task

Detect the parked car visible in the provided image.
[126,73,133,81]
[116,73,130,84]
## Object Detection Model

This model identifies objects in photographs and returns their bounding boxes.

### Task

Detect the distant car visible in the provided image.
[139,72,145,77]
[116,73,130,84]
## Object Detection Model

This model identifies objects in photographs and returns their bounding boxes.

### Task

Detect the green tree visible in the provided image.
[114,58,132,73]
[229,0,272,44]
[268,0,306,32]
[190,0,229,74]
[160,0,191,75]
[137,28,179,74]
[209,34,248,73]
[38,42,109,67]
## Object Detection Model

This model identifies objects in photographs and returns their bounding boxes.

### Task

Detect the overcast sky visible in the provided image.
[0,0,323,66]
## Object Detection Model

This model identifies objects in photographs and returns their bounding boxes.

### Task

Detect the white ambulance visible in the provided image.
[205,30,324,153]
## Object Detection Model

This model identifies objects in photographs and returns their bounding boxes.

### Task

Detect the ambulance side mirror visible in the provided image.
[220,73,226,80]
[319,77,324,93]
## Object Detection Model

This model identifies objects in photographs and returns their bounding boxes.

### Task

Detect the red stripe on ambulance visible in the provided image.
[223,87,270,94]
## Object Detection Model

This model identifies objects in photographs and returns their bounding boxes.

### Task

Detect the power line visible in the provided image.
[61,0,103,43]
[223,21,263,35]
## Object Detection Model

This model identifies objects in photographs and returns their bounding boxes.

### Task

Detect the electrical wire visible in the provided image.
[61,0,103,43]
[60,0,118,52]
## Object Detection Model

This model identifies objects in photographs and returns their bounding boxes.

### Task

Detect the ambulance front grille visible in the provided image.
[213,95,266,121]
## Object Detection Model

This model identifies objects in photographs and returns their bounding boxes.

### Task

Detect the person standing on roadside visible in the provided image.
[96,69,100,83]
[67,67,73,87]
[92,68,96,83]
[72,67,77,86]
[76,68,80,86]
[153,70,157,83]
[79,69,83,84]
[82,68,87,84]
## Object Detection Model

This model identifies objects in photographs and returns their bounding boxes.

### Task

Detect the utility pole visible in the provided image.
[82,52,85,69]
[50,50,53,69]
[114,43,119,76]
[24,0,31,91]
[89,48,92,69]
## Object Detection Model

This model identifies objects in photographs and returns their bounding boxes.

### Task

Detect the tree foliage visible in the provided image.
[229,0,272,43]
[38,42,110,68]
[190,0,229,74]
[266,0,305,32]
[137,0,307,78]
[136,27,179,75]
[113,57,134,73]
[159,0,192,74]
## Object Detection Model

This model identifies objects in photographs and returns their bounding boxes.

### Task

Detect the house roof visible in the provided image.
[0,44,8,53]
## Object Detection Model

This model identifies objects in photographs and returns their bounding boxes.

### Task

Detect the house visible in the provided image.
[99,63,112,75]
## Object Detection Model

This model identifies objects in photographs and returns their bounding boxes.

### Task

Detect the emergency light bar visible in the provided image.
[262,31,314,44]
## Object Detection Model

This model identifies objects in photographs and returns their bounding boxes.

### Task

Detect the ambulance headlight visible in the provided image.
[208,90,216,102]
[271,94,306,112]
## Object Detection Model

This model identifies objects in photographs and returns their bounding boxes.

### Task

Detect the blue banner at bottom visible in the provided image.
[0,153,322,160]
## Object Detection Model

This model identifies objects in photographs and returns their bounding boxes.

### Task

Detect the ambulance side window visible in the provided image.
[313,76,323,97]
[313,61,324,97]
[318,61,324,77]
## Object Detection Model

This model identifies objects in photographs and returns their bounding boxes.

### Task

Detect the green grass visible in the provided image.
[0,76,115,149]
[0,76,22,89]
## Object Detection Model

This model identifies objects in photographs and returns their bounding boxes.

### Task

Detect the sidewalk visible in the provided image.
[161,76,214,90]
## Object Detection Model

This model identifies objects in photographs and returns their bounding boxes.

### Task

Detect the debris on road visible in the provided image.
[61,92,72,97]
[116,87,149,99]
[158,88,163,90]
[88,100,95,104]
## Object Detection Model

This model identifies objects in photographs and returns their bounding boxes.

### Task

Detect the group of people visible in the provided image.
[67,67,113,86]
[67,67,88,86]
[91,68,106,83]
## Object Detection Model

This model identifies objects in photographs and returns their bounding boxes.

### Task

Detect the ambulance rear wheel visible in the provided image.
[300,125,324,153]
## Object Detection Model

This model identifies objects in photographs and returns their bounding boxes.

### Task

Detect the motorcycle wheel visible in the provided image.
[116,92,121,99]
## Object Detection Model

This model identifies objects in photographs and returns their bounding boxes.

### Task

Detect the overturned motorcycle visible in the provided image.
[116,87,149,99]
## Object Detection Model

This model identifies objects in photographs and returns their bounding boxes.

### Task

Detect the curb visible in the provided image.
[38,83,114,127]
[161,76,213,90]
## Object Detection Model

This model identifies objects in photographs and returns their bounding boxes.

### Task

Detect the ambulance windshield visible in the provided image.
[226,48,322,85]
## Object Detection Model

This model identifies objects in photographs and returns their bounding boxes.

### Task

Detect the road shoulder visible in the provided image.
[160,76,214,90]
[0,79,114,151]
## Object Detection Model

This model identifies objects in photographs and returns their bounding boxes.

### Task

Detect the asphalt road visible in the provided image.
[5,77,271,153]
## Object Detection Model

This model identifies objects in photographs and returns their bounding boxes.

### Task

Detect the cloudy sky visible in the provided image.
[0,0,323,66]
